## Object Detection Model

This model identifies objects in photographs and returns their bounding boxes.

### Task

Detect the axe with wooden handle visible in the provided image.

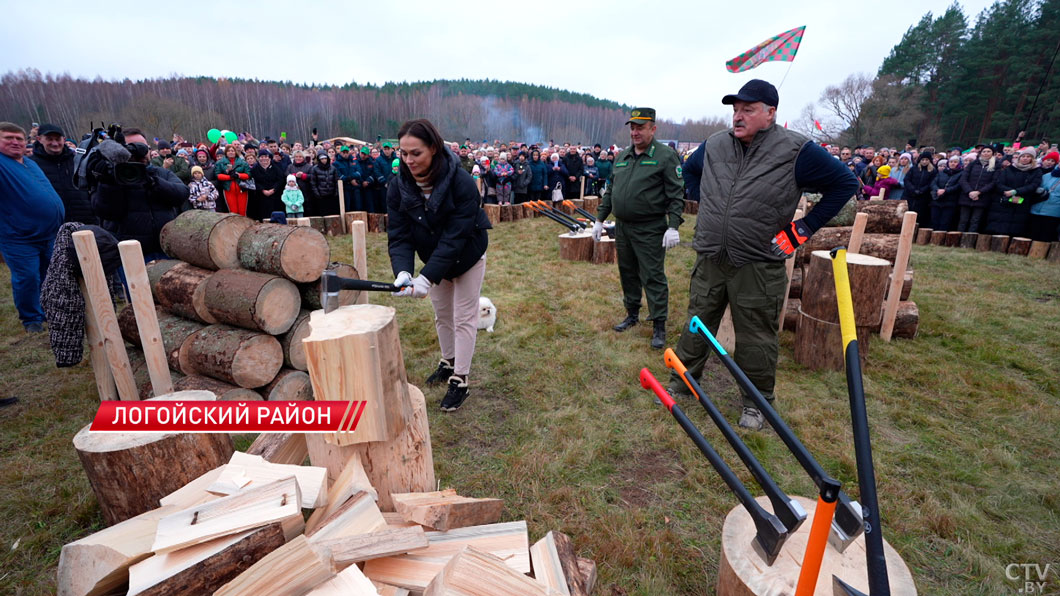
[641,368,790,566]
[319,269,408,313]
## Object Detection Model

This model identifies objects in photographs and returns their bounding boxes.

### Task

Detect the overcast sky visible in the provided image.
[2,0,996,124]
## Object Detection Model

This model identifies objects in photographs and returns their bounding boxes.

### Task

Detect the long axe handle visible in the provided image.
[688,316,865,547]
[640,368,789,566]
[562,200,598,222]
[535,201,587,228]
[526,202,580,233]
[664,348,807,535]
[795,477,843,596]
[330,277,407,292]
[831,248,890,595]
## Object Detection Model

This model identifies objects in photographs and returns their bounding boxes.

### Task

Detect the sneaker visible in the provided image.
[440,376,469,412]
[654,386,693,406]
[24,322,44,333]
[425,358,454,386]
[738,407,766,431]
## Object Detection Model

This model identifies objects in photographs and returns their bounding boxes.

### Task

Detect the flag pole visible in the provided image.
[778,60,796,90]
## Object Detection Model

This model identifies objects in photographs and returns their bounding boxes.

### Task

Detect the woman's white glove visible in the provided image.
[409,275,432,298]
[392,271,413,296]
[592,221,604,241]
[662,228,680,249]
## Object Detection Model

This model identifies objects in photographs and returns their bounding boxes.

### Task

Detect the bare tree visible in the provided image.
[820,73,875,144]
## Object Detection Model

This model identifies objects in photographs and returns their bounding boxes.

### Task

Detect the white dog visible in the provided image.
[477,297,497,333]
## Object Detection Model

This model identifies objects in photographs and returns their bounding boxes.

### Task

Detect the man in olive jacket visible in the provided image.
[669,80,858,430]
[594,107,685,349]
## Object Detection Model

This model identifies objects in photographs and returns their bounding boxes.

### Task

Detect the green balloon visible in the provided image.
[224,131,237,143]
[207,128,221,143]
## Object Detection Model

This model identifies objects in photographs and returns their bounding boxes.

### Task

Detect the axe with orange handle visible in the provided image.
[524,201,581,234]
[533,201,587,229]
[562,200,599,222]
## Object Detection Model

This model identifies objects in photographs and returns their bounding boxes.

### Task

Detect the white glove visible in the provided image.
[392,271,413,296]
[592,221,604,241]
[409,275,432,298]
[662,228,680,249]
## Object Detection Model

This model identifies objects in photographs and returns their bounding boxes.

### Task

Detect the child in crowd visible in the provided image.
[282,174,304,218]
[862,164,900,199]
[492,153,514,205]
[187,165,219,210]
[583,156,599,196]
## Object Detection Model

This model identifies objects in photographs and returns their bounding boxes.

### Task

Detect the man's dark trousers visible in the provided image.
[671,253,787,407]
[614,218,668,321]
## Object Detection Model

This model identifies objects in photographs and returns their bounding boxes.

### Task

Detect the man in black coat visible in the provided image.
[563,147,584,198]
[90,127,188,259]
[28,124,98,225]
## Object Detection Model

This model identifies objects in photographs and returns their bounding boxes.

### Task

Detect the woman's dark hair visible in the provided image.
[531,150,540,161]
[397,119,448,183]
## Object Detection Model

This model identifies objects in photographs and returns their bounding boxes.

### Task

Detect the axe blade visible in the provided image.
[320,269,339,314]
[832,575,869,596]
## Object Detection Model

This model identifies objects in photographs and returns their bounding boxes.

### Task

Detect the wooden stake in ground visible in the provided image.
[338,182,347,234]
[73,230,138,400]
[159,210,255,270]
[303,305,412,446]
[880,211,917,341]
[237,223,331,283]
[117,241,173,396]
[847,212,869,254]
[391,490,503,532]
[73,391,233,525]
[351,221,369,305]
[81,277,118,401]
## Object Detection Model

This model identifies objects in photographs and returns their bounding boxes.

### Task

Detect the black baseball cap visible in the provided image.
[38,123,64,137]
[722,79,779,108]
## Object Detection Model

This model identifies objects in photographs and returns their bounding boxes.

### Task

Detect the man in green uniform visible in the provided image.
[593,107,685,349]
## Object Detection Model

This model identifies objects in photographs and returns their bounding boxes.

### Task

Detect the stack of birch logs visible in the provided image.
[117,209,366,401]
[59,301,598,595]
[785,202,921,371]
[914,224,1060,261]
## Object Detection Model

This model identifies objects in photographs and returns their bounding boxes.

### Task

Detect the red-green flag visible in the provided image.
[726,26,806,73]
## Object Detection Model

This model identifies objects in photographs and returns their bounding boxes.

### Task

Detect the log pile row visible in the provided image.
[133,210,367,401]
[60,303,597,596]
[914,228,1060,261]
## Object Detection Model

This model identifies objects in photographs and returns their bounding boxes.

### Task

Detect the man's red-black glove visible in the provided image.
[770,219,811,258]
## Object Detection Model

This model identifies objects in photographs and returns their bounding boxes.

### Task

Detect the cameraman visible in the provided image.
[91,127,188,261]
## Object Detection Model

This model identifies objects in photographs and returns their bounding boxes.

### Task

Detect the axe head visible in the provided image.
[320,269,339,314]
[830,497,864,553]
[749,509,790,566]
[832,575,868,596]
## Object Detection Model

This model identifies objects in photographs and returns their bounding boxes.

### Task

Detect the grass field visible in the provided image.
[1,215,1058,595]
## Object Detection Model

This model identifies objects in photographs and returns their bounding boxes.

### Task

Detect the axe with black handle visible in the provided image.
[641,368,790,565]
[688,315,866,552]
[525,202,582,234]
[533,201,588,229]
[830,247,890,595]
[319,269,409,313]
[663,348,808,535]
[562,200,600,223]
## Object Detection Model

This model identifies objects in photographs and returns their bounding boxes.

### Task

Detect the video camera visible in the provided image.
[73,123,151,190]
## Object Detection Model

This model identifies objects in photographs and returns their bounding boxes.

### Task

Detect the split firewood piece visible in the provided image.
[152,477,301,554]
[158,467,225,510]
[303,304,412,446]
[305,491,388,544]
[373,582,411,596]
[529,531,587,596]
[305,563,379,596]
[313,526,429,569]
[214,535,334,596]
[208,451,327,509]
[246,432,308,465]
[126,523,285,596]
[56,505,176,596]
[306,452,377,535]
[160,210,255,270]
[576,558,597,594]
[391,489,503,532]
[382,512,422,529]
[362,521,531,591]
[237,222,330,283]
[423,546,548,596]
